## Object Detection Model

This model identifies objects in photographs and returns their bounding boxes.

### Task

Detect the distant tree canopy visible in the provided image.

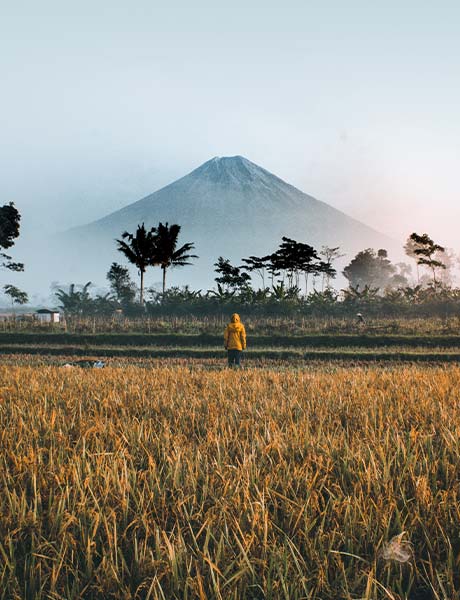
[106,263,137,306]
[213,238,340,302]
[55,282,118,316]
[116,222,198,302]
[268,237,320,291]
[407,232,446,286]
[154,222,198,294]
[3,284,28,308]
[0,202,24,272]
[239,238,338,294]
[52,228,460,319]
[320,246,345,289]
[48,225,455,319]
[55,282,94,315]
[342,248,408,291]
[240,255,269,288]
[404,234,422,282]
[214,257,251,293]
[116,223,157,306]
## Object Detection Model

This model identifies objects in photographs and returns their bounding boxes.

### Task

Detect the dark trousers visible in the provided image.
[227,349,242,366]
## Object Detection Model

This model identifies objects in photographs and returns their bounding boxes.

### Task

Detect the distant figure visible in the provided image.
[356,312,365,325]
[224,313,247,366]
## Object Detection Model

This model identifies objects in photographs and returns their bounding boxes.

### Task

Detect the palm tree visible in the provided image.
[55,282,92,315]
[116,223,156,305]
[153,222,198,293]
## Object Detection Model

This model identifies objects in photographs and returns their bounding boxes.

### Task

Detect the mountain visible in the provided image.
[56,155,397,290]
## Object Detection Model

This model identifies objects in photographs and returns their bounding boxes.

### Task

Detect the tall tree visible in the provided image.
[434,248,455,287]
[343,248,397,291]
[214,257,251,293]
[106,262,136,305]
[404,235,421,283]
[272,237,320,294]
[0,202,24,273]
[315,261,337,291]
[268,242,297,288]
[240,255,270,289]
[408,233,446,286]
[3,284,28,311]
[55,282,93,315]
[320,246,344,290]
[116,223,157,305]
[153,223,197,294]
[262,254,281,289]
[297,241,321,294]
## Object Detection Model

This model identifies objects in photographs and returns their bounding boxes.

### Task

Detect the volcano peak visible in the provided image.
[190,155,271,186]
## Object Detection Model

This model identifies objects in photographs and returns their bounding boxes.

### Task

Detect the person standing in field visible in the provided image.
[224,313,246,367]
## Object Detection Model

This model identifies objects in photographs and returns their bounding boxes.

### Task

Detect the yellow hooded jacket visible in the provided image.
[224,313,247,351]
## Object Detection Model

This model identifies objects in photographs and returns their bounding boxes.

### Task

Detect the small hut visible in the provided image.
[35,309,61,323]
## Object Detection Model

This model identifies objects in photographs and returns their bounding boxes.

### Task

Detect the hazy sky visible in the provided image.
[1,0,459,250]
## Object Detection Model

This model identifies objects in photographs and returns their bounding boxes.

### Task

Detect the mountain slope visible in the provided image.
[61,155,398,289]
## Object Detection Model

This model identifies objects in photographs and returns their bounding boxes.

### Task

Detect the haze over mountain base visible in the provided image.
[28,156,400,300]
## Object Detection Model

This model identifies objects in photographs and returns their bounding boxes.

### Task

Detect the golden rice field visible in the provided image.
[1,364,460,599]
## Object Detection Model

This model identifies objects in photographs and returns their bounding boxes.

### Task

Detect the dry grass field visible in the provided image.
[1,364,460,599]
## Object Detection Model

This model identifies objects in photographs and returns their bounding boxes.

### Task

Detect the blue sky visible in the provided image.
[1,0,459,249]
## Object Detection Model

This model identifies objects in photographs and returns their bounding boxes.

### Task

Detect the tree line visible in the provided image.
[0,203,458,317]
[55,221,458,318]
